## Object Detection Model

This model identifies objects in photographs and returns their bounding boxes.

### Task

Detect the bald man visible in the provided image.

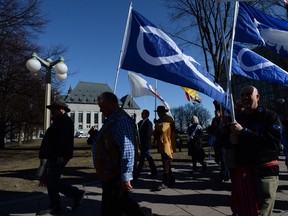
[230,86,282,216]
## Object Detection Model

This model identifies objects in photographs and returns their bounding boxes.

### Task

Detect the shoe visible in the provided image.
[155,183,168,191]
[140,206,153,216]
[72,190,85,210]
[36,206,62,215]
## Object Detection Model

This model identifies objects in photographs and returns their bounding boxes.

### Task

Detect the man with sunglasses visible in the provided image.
[230,85,282,216]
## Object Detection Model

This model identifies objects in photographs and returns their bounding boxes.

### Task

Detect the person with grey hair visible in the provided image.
[187,115,206,174]
[92,91,152,216]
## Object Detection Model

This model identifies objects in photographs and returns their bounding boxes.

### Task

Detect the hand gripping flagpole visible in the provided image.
[113,1,133,94]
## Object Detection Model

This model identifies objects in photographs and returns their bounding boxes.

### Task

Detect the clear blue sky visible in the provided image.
[38,0,215,119]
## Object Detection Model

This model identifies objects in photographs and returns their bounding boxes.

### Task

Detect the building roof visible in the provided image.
[120,94,140,109]
[65,81,113,104]
[64,81,140,109]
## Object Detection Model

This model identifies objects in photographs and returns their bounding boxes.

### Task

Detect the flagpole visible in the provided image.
[113,1,133,94]
[226,0,240,122]
[217,1,235,120]
[154,79,158,120]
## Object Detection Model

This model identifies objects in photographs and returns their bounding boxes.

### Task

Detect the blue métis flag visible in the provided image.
[232,43,288,86]
[120,9,228,107]
[235,2,288,57]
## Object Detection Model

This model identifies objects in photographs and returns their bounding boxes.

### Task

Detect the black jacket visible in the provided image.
[138,118,153,151]
[39,114,74,160]
[235,106,282,170]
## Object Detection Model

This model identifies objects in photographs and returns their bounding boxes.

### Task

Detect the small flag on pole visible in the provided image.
[182,87,201,103]
[128,71,170,109]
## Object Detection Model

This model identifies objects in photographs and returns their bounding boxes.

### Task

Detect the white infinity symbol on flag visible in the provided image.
[136,25,225,93]
[237,47,274,72]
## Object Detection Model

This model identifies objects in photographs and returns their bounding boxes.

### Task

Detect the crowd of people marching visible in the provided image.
[36,87,288,216]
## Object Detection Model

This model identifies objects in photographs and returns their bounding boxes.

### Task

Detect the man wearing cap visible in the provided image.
[37,100,85,215]
[153,105,176,191]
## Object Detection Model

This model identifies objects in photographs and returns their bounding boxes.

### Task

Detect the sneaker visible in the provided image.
[155,183,168,191]
[36,206,62,215]
[72,190,85,210]
[140,206,153,216]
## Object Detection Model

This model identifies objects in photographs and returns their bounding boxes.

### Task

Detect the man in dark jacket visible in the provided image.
[134,109,157,179]
[230,86,282,216]
[37,100,85,215]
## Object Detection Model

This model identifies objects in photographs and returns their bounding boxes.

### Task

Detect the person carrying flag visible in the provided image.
[230,86,282,216]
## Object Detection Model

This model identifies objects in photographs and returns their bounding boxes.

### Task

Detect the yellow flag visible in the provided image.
[182,87,201,103]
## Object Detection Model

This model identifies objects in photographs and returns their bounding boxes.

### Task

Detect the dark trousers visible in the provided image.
[101,176,142,216]
[161,153,175,186]
[191,148,206,171]
[47,159,83,207]
[219,152,230,180]
[135,149,157,177]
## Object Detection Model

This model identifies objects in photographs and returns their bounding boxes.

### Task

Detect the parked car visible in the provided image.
[78,133,89,138]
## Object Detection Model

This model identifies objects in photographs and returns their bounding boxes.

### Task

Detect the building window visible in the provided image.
[94,113,99,124]
[70,113,75,123]
[78,112,83,123]
[86,113,91,124]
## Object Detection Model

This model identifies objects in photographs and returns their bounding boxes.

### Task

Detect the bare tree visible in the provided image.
[0,0,48,149]
[171,107,186,132]
[171,103,211,132]
[165,0,231,83]
[164,0,287,115]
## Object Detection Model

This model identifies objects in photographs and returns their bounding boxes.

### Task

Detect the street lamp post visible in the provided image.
[26,53,68,178]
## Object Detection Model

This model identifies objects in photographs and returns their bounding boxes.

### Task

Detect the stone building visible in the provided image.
[64,81,141,136]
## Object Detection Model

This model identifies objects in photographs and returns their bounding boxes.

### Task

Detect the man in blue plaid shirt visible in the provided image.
[92,92,151,216]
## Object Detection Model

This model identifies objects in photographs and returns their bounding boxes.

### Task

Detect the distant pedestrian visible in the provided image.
[207,110,222,164]
[153,105,176,191]
[176,129,183,152]
[134,109,157,180]
[215,115,232,182]
[87,125,98,145]
[187,116,206,173]
[37,100,85,215]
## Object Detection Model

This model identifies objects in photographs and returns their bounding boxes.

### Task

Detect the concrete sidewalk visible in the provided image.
[2,156,288,216]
